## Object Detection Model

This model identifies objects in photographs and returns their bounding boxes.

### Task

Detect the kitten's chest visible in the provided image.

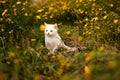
[45,36,61,47]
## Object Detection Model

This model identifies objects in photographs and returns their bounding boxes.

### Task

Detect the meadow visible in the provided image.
[0,0,120,80]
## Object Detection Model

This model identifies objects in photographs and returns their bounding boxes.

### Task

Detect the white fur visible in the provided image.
[44,23,77,54]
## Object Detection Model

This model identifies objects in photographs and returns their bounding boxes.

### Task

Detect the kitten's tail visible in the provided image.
[62,41,77,52]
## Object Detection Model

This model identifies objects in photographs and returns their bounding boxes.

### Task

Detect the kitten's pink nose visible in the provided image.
[47,33,50,35]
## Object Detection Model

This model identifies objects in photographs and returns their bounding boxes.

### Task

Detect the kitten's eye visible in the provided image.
[46,30,48,32]
[50,30,53,32]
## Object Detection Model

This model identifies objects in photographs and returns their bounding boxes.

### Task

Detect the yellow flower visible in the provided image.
[113,19,118,24]
[14,59,21,64]
[49,7,54,11]
[85,52,95,63]
[99,8,103,11]
[98,46,104,51]
[9,30,13,34]
[34,74,41,80]
[8,52,15,58]
[66,31,71,35]
[0,72,7,80]
[1,28,4,32]
[2,9,8,16]
[22,7,25,10]
[108,61,117,69]
[31,39,36,41]
[84,64,93,80]
[92,3,96,6]
[50,15,53,18]
[85,17,89,21]
[91,17,98,22]
[0,18,3,22]
[96,26,100,30]
[57,67,63,75]
[65,62,70,70]
[117,27,120,33]
[16,1,21,5]
[87,31,91,35]
[1,1,6,4]
[24,13,28,16]
[80,0,83,2]
[37,9,43,13]
[89,0,92,1]
[40,25,45,31]
[110,4,114,7]
[84,65,91,74]
[36,15,41,19]
[103,15,107,19]
[78,36,83,41]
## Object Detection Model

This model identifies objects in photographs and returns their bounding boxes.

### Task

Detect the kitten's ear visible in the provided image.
[54,23,58,29]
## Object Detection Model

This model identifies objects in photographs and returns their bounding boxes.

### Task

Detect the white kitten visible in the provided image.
[44,23,77,55]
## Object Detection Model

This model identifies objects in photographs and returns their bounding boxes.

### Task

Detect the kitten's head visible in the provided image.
[44,23,58,36]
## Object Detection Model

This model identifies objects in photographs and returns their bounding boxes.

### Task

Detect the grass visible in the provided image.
[0,24,120,80]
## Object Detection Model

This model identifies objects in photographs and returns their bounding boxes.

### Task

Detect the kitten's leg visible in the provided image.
[48,47,57,55]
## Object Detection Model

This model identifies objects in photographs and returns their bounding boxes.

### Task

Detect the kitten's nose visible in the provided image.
[47,33,50,35]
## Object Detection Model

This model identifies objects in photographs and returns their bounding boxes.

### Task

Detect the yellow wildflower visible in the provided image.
[78,36,83,41]
[94,17,98,21]
[80,0,83,2]
[24,13,28,16]
[99,8,103,11]
[96,26,100,30]
[14,59,21,64]
[40,25,45,31]
[9,30,13,34]
[40,45,44,48]
[98,46,104,51]
[57,67,63,75]
[31,39,36,42]
[34,74,41,80]
[110,4,114,7]
[2,9,8,16]
[50,15,53,18]
[0,18,3,22]
[108,61,117,69]
[113,19,118,24]
[91,17,98,21]
[117,27,120,33]
[84,65,91,74]
[8,52,15,58]
[66,31,71,35]
[0,72,7,80]
[36,15,41,19]
[37,9,43,13]
[84,64,93,80]
[1,28,4,32]
[1,1,6,4]
[92,3,96,6]
[22,7,25,10]
[88,31,91,35]
[85,51,95,63]
[49,7,54,11]
[64,62,70,70]
[89,0,92,1]
[16,1,21,5]
[103,15,107,19]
